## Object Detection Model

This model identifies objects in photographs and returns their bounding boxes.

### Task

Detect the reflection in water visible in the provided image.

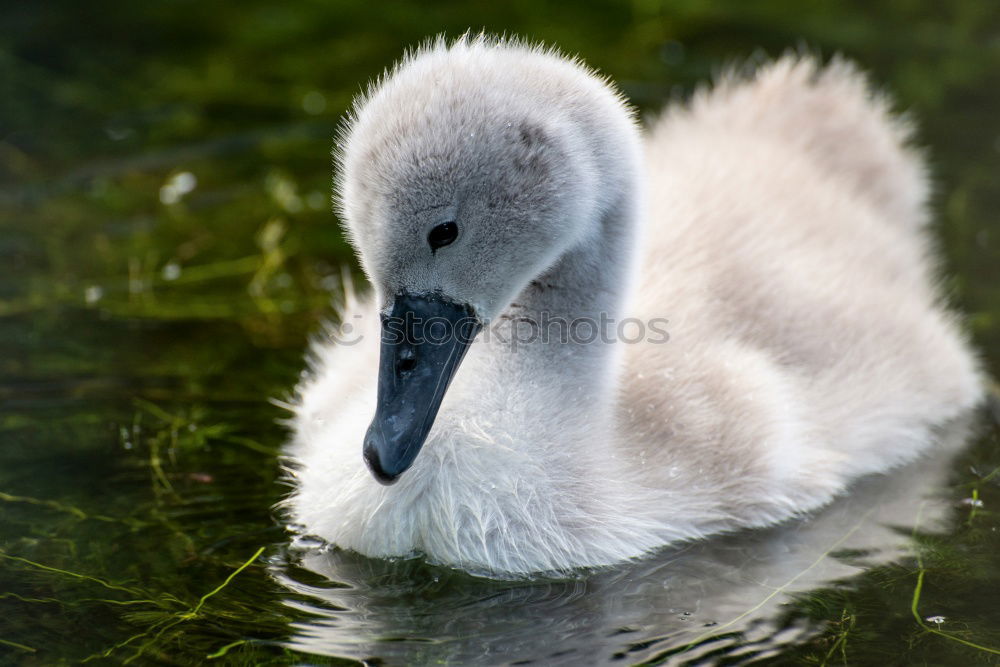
[271,418,974,665]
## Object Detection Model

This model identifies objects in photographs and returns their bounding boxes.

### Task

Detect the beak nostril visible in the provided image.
[367,293,483,484]
[397,348,417,374]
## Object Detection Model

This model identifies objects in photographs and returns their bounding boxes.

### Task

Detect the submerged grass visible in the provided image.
[0,549,156,600]
[0,638,36,653]
[1,539,279,663]
[0,491,147,528]
[0,391,292,663]
[818,608,855,667]
[81,546,265,664]
[908,503,1000,658]
[909,568,1000,657]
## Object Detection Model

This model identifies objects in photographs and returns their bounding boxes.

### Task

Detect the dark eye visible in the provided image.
[427,221,458,252]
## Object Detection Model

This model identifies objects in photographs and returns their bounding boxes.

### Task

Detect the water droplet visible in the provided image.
[161,262,181,281]
[159,171,197,205]
[84,285,104,304]
[292,534,326,549]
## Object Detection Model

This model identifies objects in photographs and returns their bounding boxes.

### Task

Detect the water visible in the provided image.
[2,1,999,664]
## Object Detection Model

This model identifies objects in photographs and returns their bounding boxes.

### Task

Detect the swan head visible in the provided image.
[335,36,639,483]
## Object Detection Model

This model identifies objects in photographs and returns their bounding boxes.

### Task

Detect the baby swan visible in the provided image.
[285,35,982,576]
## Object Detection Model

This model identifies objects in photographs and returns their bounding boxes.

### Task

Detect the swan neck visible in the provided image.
[518,182,643,323]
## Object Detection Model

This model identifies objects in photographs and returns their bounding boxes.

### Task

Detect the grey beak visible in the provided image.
[363,293,481,484]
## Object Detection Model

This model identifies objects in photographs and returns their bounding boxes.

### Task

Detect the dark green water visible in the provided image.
[2,1,999,664]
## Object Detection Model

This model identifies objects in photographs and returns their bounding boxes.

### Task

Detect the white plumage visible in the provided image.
[282,35,981,576]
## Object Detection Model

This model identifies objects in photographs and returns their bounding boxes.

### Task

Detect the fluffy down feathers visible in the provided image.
[283,35,981,576]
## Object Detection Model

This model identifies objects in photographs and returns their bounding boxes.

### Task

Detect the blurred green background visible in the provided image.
[1,1,998,664]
